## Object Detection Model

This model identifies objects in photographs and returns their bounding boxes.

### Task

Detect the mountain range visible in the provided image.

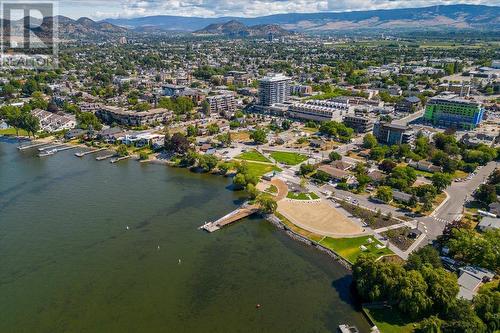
[104,4,500,33]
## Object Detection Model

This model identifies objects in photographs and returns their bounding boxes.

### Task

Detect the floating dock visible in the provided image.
[75,147,107,157]
[200,206,259,232]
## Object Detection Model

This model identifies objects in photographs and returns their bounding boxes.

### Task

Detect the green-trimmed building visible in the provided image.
[424,97,484,130]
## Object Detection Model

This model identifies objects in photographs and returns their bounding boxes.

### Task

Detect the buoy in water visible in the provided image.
[178,259,181,264]
[256,304,261,309]
[126,226,130,230]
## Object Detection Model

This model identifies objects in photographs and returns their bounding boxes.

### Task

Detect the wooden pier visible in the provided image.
[75,147,107,157]
[200,205,259,232]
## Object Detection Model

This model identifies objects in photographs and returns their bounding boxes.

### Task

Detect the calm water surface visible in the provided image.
[0,139,370,333]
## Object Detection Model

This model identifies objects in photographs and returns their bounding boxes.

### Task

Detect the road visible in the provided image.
[421,161,499,241]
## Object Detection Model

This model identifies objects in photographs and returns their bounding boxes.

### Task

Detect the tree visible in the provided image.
[250,128,267,145]
[233,173,247,190]
[165,132,190,154]
[256,194,277,214]
[246,183,259,200]
[207,123,220,135]
[186,124,198,137]
[313,170,331,183]
[375,186,393,203]
[380,159,397,173]
[201,100,210,115]
[218,162,231,175]
[299,163,315,176]
[116,145,128,157]
[406,246,442,271]
[431,172,452,192]
[22,113,40,138]
[420,265,459,314]
[216,132,232,147]
[76,112,103,131]
[395,270,432,319]
[363,133,378,148]
[416,316,443,333]
[329,151,341,161]
[474,184,497,205]
[198,154,219,172]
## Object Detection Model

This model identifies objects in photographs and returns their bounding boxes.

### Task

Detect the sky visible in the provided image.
[57,0,498,19]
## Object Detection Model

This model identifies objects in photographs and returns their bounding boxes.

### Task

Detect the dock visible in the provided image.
[110,156,130,163]
[54,145,77,153]
[38,144,63,152]
[200,205,259,232]
[96,154,115,161]
[75,147,107,157]
[17,142,51,151]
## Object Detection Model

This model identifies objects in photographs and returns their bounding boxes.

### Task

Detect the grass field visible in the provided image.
[270,151,309,165]
[265,185,278,194]
[245,161,282,179]
[319,236,393,263]
[287,192,320,200]
[364,307,416,333]
[0,128,29,136]
[236,149,272,163]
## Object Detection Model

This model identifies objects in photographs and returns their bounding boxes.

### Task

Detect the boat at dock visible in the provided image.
[38,149,57,157]
[338,324,360,333]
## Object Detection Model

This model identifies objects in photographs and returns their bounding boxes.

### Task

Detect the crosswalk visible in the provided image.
[433,217,449,224]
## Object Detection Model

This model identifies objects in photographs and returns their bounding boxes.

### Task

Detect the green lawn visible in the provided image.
[287,192,319,200]
[319,236,393,263]
[270,151,309,165]
[0,128,29,136]
[364,307,416,333]
[245,161,282,179]
[265,185,278,194]
[236,149,272,163]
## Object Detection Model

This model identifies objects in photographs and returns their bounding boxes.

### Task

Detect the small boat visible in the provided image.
[39,149,56,157]
[338,324,359,333]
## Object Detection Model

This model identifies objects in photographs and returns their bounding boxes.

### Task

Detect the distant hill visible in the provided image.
[194,20,290,37]
[103,4,500,33]
[1,16,128,40]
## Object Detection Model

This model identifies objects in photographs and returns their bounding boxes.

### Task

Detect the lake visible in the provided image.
[0,139,370,332]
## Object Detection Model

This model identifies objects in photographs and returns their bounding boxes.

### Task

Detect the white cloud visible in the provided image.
[58,0,499,19]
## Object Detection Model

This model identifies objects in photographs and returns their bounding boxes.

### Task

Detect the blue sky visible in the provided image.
[58,0,498,19]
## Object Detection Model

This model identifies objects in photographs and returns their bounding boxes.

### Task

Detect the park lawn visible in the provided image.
[245,161,282,179]
[413,169,433,178]
[270,151,309,165]
[265,185,278,194]
[364,307,416,333]
[319,236,393,263]
[236,149,272,163]
[0,128,29,136]
[451,170,468,179]
[287,192,319,200]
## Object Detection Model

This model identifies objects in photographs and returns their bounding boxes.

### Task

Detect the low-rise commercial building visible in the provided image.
[395,96,422,113]
[373,121,415,146]
[96,106,173,127]
[287,100,349,122]
[343,115,374,133]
